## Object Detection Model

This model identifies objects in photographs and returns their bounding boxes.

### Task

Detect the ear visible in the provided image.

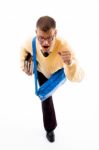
[55,29,57,36]
[35,29,37,34]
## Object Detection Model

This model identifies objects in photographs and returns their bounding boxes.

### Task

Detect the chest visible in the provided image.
[37,51,63,74]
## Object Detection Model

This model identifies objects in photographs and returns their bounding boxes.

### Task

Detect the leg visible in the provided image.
[37,71,57,132]
[41,96,57,132]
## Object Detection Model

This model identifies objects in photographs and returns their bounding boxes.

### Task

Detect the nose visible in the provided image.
[43,40,49,45]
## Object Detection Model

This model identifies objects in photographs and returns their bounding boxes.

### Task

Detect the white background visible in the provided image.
[0,0,99,149]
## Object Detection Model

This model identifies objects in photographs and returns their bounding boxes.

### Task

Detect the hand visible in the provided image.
[58,50,72,65]
[23,60,33,76]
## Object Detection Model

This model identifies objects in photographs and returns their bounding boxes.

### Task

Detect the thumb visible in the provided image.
[58,51,61,55]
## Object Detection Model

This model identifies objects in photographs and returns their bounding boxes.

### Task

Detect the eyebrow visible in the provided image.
[38,36,53,39]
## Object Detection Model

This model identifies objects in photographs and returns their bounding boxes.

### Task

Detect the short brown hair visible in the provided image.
[36,16,56,32]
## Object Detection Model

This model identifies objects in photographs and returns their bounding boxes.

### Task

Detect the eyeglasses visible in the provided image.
[37,35,55,43]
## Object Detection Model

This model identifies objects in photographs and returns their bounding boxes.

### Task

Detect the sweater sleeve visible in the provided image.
[64,61,84,82]
[61,40,84,82]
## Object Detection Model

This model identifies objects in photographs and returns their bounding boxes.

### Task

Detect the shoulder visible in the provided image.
[55,37,71,49]
[21,36,34,52]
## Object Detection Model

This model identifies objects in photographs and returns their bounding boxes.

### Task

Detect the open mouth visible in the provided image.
[42,46,50,52]
[43,46,49,49]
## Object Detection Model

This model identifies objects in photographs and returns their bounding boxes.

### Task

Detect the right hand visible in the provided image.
[23,59,33,76]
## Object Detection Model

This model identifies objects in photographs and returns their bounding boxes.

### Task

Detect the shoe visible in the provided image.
[46,131,55,142]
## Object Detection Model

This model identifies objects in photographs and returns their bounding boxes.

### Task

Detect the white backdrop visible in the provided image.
[0,0,99,150]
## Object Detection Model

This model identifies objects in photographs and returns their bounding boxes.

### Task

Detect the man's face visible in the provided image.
[36,28,57,52]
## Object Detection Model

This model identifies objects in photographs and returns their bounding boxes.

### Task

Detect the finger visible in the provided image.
[58,51,71,57]
[29,64,33,75]
[61,52,71,56]
[64,59,72,64]
[26,61,30,73]
[58,52,61,55]
[60,51,71,55]
[25,61,28,71]
[27,62,33,75]
[27,62,30,72]
[23,61,30,75]
[61,54,71,58]
[29,63,32,74]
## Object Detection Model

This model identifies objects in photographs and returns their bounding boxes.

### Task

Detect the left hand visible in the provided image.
[23,60,33,76]
[58,50,72,65]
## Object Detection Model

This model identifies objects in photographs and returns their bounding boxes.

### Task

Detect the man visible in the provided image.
[20,16,84,142]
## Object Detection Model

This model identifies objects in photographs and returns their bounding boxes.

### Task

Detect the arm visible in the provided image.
[64,60,84,82]
[20,38,33,75]
[58,41,84,82]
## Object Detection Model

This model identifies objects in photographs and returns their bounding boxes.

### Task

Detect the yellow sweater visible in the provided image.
[20,37,84,82]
